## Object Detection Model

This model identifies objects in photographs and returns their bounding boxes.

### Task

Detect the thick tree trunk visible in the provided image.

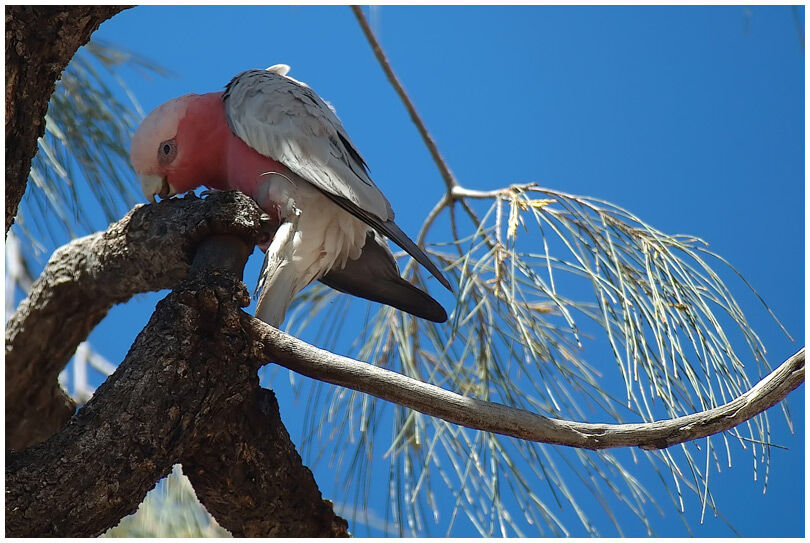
[5,191,270,450]
[182,387,348,537]
[5,5,126,234]
[6,232,348,537]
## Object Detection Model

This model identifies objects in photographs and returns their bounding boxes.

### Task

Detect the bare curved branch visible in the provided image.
[254,319,804,450]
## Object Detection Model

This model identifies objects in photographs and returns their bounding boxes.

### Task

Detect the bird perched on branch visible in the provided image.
[130,64,451,326]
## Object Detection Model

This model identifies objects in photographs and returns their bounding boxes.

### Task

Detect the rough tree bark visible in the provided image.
[6,191,271,450]
[5,5,127,234]
[6,221,348,537]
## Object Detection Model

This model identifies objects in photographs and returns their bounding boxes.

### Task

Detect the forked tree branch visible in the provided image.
[6,232,348,537]
[5,191,271,450]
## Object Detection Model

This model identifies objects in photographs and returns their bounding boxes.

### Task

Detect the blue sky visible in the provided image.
[12,5,804,538]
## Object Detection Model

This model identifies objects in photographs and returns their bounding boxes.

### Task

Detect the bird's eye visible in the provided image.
[157,139,177,164]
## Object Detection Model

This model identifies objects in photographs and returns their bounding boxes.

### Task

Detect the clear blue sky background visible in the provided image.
[13,5,804,538]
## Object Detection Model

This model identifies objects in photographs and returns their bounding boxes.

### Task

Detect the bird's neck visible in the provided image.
[172,92,231,192]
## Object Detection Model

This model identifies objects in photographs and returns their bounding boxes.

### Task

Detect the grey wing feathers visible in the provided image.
[223,68,452,292]
[320,231,448,323]
[223,69,394,220]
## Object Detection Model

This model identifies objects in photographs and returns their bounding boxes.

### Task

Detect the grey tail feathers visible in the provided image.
[319,230,448,323]
[319,191,453,292]
[255,220,448,327]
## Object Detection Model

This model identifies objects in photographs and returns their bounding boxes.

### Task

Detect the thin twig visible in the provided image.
[451,186,512,200]
[351,5,459,194]
[416,193,451,246]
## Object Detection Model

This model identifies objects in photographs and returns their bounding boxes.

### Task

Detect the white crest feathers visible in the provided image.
[266,64,291,76]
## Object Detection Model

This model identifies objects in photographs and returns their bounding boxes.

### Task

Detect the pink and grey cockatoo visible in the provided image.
[130,65,451,327]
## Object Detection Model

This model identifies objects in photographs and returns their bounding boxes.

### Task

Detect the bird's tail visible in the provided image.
[255,214,448,327]
[320,230,448,323]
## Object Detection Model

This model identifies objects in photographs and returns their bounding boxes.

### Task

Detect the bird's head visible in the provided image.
[130,94,192,202]
[130,93,227,203]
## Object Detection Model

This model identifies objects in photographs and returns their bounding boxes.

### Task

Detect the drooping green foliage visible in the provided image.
[283,184,789,536]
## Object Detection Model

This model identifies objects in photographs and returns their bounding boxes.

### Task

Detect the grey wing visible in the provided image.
[223,69,394,221]
[223,68,452,292]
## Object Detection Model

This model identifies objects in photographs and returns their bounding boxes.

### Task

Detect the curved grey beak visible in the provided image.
[139,174,176,203]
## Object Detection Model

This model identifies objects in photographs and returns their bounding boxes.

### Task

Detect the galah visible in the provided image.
[130,64,451,327]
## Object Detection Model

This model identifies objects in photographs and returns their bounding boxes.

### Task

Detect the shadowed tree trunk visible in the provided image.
[6,229,348,537]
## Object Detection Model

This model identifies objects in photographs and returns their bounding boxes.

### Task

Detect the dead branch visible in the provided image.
[254,321,804,450]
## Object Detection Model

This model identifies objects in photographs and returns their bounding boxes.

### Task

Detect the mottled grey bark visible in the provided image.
[5,191,270,450]
[5,5,127,234]
[6,231,347,537]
